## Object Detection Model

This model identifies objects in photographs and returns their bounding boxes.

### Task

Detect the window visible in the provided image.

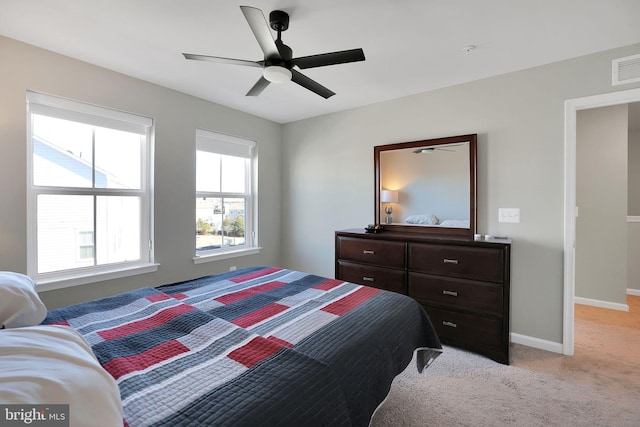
[27,91,156,289]
[195,129,257,261]
[77,231,95,260]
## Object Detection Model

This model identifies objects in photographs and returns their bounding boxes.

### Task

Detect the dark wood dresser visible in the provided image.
[335,228,511,364]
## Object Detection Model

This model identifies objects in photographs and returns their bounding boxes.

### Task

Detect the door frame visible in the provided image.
[563,87,640,355]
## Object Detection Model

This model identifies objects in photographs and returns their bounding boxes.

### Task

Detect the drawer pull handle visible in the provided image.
[362,277,375,282]
[443,258,459,265]
[363,250,375,255]
[442,290,458,297]
[443,321,457,328]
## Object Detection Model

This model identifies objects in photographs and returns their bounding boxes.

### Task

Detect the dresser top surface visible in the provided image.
[336,228,511,247]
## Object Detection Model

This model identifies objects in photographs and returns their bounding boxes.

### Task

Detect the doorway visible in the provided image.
[563,87,640,355]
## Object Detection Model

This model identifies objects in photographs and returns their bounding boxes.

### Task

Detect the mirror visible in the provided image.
[374,134,477,236]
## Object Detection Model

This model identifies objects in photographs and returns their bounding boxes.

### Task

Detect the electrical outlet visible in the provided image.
[498,208,520,223]
[230,266,237,271]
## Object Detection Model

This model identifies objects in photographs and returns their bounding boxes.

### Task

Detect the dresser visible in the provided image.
[335,229,511,364]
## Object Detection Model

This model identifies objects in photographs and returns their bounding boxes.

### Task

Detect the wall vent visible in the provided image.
[612,53,640,86]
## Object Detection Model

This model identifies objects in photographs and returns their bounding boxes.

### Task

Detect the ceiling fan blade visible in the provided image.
[183,53,263,68]
[246,76,270,97]
[293,48,365,69]
[240,6,280,60]
[291,69,335,99]
[414,146,457,154]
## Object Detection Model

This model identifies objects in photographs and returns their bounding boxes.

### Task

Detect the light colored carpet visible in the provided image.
[370,297,640,426]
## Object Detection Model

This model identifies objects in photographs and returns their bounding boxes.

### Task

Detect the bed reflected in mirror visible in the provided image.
[374,134,477,236]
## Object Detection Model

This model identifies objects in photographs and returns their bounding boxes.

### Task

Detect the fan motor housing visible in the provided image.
[269,10,289,32]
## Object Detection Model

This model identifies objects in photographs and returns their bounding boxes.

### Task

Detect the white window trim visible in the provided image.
[26,91,156,289]
[35,263,160,292]
[194,129,259,261]
[193,247,262,264]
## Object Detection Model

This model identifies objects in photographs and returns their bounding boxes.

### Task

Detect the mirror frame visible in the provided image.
[374,133,477,236]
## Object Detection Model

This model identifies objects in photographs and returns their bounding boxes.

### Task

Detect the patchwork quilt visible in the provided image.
[44,266,441,427]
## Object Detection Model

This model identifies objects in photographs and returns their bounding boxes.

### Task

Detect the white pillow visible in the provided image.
[438,219,470,228]
[405,214,440,225]
[0,271,47,328]
[0,325,123,426]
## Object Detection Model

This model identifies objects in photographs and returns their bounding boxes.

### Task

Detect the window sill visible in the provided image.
[193,247,262,264]
[35,263,160,292]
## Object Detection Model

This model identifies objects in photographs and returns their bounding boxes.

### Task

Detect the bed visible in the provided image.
[405,214,470,228]
[1,266,441,426]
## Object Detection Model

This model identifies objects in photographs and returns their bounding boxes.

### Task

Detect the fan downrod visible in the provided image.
[269,10,289,32]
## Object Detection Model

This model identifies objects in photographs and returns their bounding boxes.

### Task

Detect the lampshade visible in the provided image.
[263,65,292,84]
[380,190,398,203]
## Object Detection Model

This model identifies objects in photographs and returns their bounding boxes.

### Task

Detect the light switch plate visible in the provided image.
[498,208,520,223]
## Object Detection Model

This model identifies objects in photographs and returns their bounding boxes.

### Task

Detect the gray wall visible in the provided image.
[629,128,640,292]
[282,43,640,345]
[629,223,640,293]
[0,36,283,309]
[629,127,640,215]
[575,105,628,304]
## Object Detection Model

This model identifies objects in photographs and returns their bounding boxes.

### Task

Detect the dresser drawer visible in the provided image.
[337,236,405,268]
[409,243,503,282]
[337,260,406,293]
[425,306,503,350]
[409,273,502,315]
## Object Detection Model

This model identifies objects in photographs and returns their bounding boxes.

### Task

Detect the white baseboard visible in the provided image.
[628,288,640,296]
[574,296,629,312]
[510,333,563,354]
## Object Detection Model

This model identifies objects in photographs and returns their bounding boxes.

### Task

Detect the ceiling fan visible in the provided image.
[413,147,455,154]
[413,143,467,154]
[182,6,365,99]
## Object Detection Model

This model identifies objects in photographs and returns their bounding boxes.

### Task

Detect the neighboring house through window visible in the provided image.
[77,230,95,260]
[194,129,258,262]
[26,91,156,290]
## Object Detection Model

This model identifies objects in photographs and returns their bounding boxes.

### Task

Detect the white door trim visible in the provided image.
[563,87,640,356]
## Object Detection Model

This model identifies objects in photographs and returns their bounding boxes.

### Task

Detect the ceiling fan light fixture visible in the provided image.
[263,65,292,83]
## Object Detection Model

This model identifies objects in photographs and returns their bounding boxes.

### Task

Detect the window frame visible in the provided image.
[193,128,259,263]
[26,91,157,290]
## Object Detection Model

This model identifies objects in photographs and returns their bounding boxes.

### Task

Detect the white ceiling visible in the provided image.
[1,0,640,124]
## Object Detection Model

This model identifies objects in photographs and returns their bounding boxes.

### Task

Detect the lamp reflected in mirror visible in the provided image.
[380,190,399,224]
